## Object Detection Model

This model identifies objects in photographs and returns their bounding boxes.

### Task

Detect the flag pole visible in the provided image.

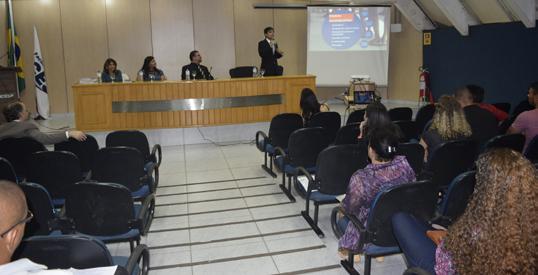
[7,0,20,99]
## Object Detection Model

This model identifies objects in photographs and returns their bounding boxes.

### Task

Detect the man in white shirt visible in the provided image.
[0,180,118,275]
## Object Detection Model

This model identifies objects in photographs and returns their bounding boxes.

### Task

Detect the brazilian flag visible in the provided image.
[6,2,25,93]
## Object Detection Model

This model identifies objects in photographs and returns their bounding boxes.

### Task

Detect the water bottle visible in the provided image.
[138,71,144,82]
[185,69,190,81]
[252,67,258,77]
[96,70,101,83]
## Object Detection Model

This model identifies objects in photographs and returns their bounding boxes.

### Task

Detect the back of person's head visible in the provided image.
[0,180,28,265]
[430,95,472,140]
[3,101,24,122]
[102,58,117,72]
[445,148,538,275]
[300,88,320,119]
[529,81,538,94]
[141,56,155,71]
[465,84,485,103]
[454,87,473,105]
[368,128,399,162]
[363,102,392,136]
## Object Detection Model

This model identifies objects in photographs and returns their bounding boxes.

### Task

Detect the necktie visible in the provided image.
[198,65,205,79]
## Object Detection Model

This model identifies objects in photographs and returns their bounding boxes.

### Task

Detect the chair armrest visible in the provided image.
[403,267,433,275]
[339,206,367,242]
[151,144,162,168]
[274,147,287,158]
[125,244,150,275]
[84,171,92,180]
[255,131,269,151]
[140,163,156,193]
[136,193,155,235]
[296,166,317,193]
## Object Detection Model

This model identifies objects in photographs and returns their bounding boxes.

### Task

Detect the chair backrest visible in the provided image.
[0,157,17,182]
[91,147,146,192]
[366,180,437,247]
[0,137,46,178]
[484,133,526,153]
[106,130,151,160]
[346,109,365,125]
[229,66,255,78]
[524,135,538,163]
[13,235,114,269]
[54,135,98,174]
[492,102,511,113]
[19,182,56,237]
[389,107,413,121]
[414,104,435,135]
[267,113,303,149]
[397,143,425,175]
[439,171,476,223]
[317,144,369,195]
[65,182,135,236]
[394,120,418,142]
[307,111,341,144]
[334,123,361,145]
[425,139,478,190]
[287,127,329,169]
[26,151,83,200]
[497,118,514,135]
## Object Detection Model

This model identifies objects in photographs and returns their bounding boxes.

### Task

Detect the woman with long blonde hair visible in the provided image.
[392,148,538,274]
[420,95,472,161]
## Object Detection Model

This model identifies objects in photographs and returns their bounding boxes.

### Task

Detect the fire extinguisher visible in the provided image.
[419,67,434,104]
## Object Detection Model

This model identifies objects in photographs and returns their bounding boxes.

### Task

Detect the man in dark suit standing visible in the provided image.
[258,27,284,76]
[181,51,214,80]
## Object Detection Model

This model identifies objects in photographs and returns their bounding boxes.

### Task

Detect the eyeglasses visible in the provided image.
[0,210,33,238]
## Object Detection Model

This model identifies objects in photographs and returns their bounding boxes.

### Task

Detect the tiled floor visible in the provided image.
[107,142,409,274]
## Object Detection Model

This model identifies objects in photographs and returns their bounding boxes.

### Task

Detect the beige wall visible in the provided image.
[1,0,422,114]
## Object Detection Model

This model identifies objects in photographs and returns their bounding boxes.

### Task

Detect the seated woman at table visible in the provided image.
[299,88,329,125]
[101,58,123,83]
[137,56,167,81]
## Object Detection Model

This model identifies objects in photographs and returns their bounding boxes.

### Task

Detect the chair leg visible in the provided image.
[364,255,372,275]
[279,172,295,202]
[129,241,135,253]
[341,252,360,275]
[301,202,325,237]
[261,152,277,178]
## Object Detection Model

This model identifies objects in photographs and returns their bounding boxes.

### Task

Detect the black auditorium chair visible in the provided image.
[256,113,303,177]
[296,144,368,237]
[334,123,361,145]
[346,109,365,125]
[55,135,99,177]
[106,130,162,187]
[421,139,478,192]
[0,137,46,180]
[229,66,256,78]
[92,147,156,200]
[13,235,149,275]
[27,151,83,207]
[394,120,418,142]
[397,143,425,175]
[0,157,17,183]
[414,104,435,135]
[335,180,438,275]
[492,102,511,114]
[274,127,329,202]
[64,182,154,252]
[19,182,64,238]
[483,133,526,153]
[307,111,341,144]
[524,135,538,163]
[430,171,476,228]
[389,107,413,121]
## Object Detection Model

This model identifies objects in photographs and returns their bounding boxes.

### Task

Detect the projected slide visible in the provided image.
[310,7,388,51]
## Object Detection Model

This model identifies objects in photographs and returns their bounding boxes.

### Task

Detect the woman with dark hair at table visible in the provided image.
[137,56,166,81]
[101,58,123,83]
[299,88,329,125]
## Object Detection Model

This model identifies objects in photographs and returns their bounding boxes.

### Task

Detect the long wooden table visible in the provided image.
[72,75,315,131]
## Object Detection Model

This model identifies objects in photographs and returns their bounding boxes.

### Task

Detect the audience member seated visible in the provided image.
[0,102,86,145]
[511,82,537,118]
[336,129,416,259]
[100,58,123,83]
[299,88,328,125]
[392,149,537,275]
[454,87,498,148]
[465,84,508,121]
[420,96,472,162]
[357,101,400,142]
[0,180,119,274]
[137,56,166,81]
[181,50,214,80]
[509,83,538,152]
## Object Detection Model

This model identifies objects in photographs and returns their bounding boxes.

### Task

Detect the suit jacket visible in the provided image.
[181,63,214,80]
[0,120,67,145]
[258,39,283,76]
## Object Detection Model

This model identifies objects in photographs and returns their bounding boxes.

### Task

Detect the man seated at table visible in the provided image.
[181,51,214,80]
[0,102,86,144]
